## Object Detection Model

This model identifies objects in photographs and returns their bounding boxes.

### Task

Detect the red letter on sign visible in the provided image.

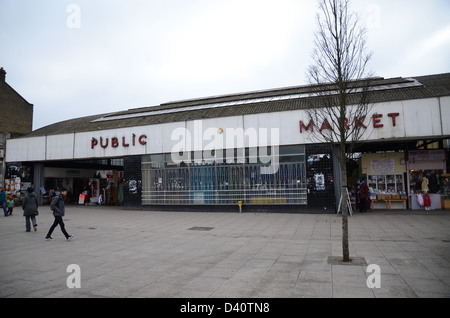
[355,116,367,129]
[300,120,314,133]
[372,114,383,128]
[339,117,350,130]
[111,137,119,148]
[100,137,109,149]
[320,119,332,132]
[139,135,147,145]
[122,137,130,147]
[388,113,400,127]
[91,138,98,149]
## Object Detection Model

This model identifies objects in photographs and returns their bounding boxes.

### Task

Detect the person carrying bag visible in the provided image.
[45,187,74,241]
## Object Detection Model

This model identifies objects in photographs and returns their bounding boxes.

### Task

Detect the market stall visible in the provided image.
[407,150,447,210]
[361,152,407,210]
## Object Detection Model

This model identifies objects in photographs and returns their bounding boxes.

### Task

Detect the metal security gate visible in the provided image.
[142,162,307,205]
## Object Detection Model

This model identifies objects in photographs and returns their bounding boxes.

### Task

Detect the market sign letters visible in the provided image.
[299,113,400,133]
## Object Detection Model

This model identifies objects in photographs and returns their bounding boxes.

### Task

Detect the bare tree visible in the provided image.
[306,0,373,262]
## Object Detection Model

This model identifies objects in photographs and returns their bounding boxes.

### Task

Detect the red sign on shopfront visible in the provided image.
[299,113,400,133]
[91,134,147,149]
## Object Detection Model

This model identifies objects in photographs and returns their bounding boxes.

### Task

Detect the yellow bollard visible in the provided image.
[238,201,243,213]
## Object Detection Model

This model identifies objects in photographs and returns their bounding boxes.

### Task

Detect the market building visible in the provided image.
[4,73,450,212]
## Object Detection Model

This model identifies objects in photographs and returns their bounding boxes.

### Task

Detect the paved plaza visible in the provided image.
[1,205,450,298]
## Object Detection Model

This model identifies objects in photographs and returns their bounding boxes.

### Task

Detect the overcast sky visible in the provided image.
[1,0,449,130]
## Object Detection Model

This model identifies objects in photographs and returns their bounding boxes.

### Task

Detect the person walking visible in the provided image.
[22,187,39,232]
[359,178,370,213]
[6,196,14,216]
[45,187,74,241]
[0,187,8,217]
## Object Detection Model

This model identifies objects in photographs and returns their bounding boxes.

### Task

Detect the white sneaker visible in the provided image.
[67,235,74,241]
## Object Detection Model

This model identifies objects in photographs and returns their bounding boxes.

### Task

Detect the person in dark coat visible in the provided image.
[22,187,39,232]
[0,187,7,217]
[359,178,370,213]
[45,187,74,241]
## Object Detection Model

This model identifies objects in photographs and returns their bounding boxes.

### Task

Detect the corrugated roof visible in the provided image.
[24,73,450,137]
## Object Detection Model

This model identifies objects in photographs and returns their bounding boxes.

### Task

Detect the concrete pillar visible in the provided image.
[33,163,44,205]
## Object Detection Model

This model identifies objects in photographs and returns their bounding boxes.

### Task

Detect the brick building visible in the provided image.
[0,67,34,189]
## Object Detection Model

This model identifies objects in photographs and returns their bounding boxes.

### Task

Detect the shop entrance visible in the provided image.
[406,150,447,210]
[41,159,124,206]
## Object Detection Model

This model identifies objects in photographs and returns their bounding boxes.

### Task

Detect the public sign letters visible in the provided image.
[91,134,147,150]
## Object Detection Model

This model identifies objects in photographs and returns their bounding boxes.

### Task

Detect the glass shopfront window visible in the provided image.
[141,145,307,205]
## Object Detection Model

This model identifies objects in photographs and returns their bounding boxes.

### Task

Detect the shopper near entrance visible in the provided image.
[84,182,92,204]
[45,187,74,241]
[6,196,14,216]
[359,178,370,213]
[22,187,39,232]
[0,187,8,216]
[423,190,432,211]
[422,175,429,192]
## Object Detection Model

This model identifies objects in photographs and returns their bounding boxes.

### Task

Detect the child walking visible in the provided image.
[6,196,14,216]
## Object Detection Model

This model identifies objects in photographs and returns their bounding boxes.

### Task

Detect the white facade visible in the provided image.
[6,97,450,163]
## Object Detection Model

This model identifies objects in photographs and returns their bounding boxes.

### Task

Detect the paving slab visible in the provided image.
[1,205,450,298]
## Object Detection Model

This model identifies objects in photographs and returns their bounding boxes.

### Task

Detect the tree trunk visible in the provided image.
[340,154,350,262]
[337,39,350,262]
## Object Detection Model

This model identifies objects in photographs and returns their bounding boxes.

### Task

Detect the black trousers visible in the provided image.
[360,198,368,212]
[46,216,69,238]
